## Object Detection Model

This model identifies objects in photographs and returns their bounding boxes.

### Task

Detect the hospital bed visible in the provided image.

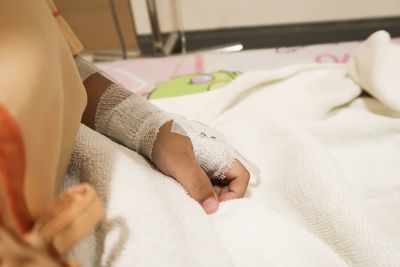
[68,30,400,266]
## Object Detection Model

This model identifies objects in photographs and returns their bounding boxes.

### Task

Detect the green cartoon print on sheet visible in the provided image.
[148,70,241,99]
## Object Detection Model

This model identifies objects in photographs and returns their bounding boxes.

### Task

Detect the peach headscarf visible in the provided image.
[0,0,86,219]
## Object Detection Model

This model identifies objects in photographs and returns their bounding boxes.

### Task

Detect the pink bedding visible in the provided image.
[97,37,400,98]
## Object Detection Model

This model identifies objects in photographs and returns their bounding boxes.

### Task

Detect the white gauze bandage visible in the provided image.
[75,56,239,180]
[95,83,237,179]
[95,83,173,160]
[170,118,237,179]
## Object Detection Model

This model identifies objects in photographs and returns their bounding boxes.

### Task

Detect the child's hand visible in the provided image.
[152,121,250,214]
[76,65,249,213]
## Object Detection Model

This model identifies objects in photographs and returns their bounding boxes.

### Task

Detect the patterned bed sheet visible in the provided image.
[97,37,400,99]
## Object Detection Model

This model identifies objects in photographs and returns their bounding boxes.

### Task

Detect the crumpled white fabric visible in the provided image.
[67,31,400,267]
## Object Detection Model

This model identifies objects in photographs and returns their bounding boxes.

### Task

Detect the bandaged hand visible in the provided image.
[152,121,250,214]
[75,57,250,214]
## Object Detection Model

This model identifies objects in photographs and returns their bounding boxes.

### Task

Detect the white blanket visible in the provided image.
[67,31,400,267]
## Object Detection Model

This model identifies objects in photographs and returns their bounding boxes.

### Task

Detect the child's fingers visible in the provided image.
[169,151,219,214]
[218,160,250,202]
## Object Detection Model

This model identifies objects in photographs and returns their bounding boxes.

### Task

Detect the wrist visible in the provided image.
[94,83,174,160]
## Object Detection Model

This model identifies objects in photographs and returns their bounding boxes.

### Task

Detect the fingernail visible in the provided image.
[202,196,218,214]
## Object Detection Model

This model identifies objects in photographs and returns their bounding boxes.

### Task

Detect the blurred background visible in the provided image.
[55,0,400,59]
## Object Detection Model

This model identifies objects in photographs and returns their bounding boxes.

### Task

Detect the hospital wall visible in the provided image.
[131,0,400,35]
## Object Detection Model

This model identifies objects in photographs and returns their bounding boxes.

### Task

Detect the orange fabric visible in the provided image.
[0,1,103,265]
[0,0,87,218]
[28,184,105,255]
[46,0,83,55]
[0,105,33,234]
[0,105,104,266]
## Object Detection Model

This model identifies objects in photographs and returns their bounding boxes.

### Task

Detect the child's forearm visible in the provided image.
[75,56,241,179]
[80,72,112,129]
[74,57,250,214]
[75,56,171,159]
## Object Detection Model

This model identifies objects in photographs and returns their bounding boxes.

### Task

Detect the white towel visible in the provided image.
[67,31,400,267]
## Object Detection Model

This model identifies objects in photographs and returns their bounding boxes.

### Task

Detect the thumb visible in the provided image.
[169,153,219,214]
